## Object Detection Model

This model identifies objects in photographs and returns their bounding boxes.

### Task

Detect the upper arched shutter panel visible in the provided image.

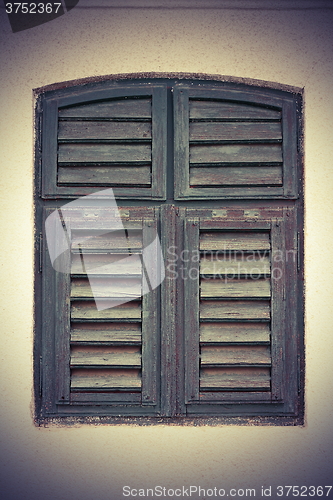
[174,84,299,199]
[41,84,167,199]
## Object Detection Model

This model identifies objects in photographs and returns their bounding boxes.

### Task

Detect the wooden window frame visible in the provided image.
[34,77,304,425]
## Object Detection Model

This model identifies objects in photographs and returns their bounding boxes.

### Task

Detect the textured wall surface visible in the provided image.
[0,1,332,499]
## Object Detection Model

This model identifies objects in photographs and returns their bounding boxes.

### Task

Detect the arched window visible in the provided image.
[35,77,303,424]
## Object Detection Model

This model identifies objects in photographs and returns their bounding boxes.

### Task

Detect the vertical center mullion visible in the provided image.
[160,204,179,416]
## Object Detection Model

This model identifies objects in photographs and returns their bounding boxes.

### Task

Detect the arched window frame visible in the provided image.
[34,76,304,425]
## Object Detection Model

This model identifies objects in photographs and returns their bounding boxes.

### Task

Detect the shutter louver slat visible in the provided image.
[71,277,142,299]
[71,323,142,345]
[200,254,270,277]
[190,144,282,164]
[189,100,281,120]
[71,347,141,368]
[200,300,271,320]
[71,370,141,392]
[190,166,283,187]
[58,121,152,140]
[58,143,151,164]
[200,368,271,391]
[190,122,282,142]
[58,99,152,118]
[201,278,271,298]
[58,166,151,187]
[200,323,270,344]
[71,300,142,321]
[201,346,271,366]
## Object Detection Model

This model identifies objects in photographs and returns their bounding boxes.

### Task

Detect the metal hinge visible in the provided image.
[297,231,300,272]
[297,115,301,153]
[297,354,301,394]
[296,100,302,153]
[39,233,43,273]
[37,113,43,196]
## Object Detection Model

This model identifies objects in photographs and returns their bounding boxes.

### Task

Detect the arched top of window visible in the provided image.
[37,77,302,200]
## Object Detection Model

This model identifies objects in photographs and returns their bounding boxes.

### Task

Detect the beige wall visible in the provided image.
[0,1,332,499]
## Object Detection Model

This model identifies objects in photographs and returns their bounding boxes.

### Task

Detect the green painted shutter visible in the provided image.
[174,84,298,200]
[41,84,167,199]
[43,207,160,416]
[183,207,299,416]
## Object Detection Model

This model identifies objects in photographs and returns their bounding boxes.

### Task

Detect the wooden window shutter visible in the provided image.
[41,84,167,199]
[174,84,298,200]
[41,206,161,416]
[36,78,303,424]
[183,207,299,417]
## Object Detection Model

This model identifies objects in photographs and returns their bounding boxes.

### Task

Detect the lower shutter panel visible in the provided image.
[55,210,160,409]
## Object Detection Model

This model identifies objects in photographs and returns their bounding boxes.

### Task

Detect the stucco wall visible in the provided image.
[0,1,332,499]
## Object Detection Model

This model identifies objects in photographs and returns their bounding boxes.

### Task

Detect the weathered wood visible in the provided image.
[55,222,71,403]
[200,322,270,344]
[200,300,271,320]
[58,166,151,186]
[71,277,142,299]
[58,143,151,164]
[270,219,285,402]
[200,368,271,391]
[190,144,282,164]
[160,204,178,416]
[71,323,142,344]
[200,278,271,299]
[151,84,168,199]
[199,391,272,401]
[71,300,141,321]
[71,346,141,368]
[282,99,298,198]
[71,368,141,391]
[173,87,190,200]
[201,345,271,366]
[70,393,142,402]
[190,166,282,186]
[71,230,142,252]
[69,214,144,230]
[190,122,282,141]
[200,253,270,276]
[71,253,142,276]
[180,185,283,199]
[141,219,159,405]
[199,219,272,230]
[59,98,151,119]
[189,100,281,120]
[59,121,152,140]
[200,231,271,251]
[184,218,200,403]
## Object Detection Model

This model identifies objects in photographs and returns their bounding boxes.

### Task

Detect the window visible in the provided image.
[34,77,304,424]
